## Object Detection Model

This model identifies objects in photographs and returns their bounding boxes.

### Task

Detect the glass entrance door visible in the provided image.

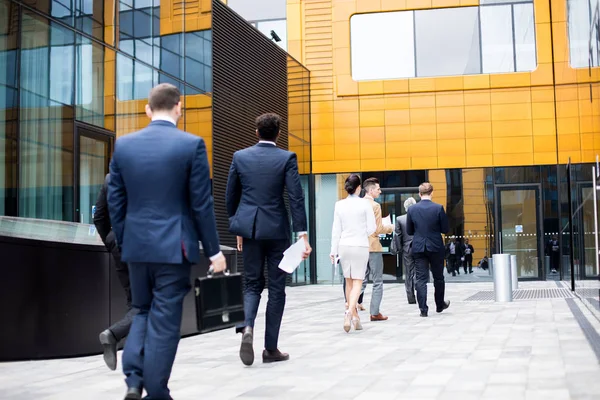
[378,189,420,282]
[580,184,599,278]
[496,185,543,279]
[74,124,113,224]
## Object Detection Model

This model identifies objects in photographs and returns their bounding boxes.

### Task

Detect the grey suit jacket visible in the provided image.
[394,214,413,255]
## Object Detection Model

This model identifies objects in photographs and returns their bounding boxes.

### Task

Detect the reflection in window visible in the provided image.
[76,35,105,127]
[50,0,104,40]
[19,11,74,221]
[350,2,536,81]
[0,0,18,216]
[415,7,481,77]
[567,0,597,68]
[116,53,153,101]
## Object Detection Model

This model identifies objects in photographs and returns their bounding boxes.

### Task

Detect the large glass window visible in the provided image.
[0,0,18,216]
[19,11,74,221]
[350,1,536,81]
[567,0,598,68]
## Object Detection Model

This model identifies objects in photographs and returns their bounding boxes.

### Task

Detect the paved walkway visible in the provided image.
[1,281,600,400]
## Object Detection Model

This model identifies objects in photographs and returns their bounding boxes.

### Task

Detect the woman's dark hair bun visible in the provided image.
[345,174,361,194]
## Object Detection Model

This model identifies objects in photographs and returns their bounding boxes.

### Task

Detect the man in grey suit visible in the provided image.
[394,197,417,305]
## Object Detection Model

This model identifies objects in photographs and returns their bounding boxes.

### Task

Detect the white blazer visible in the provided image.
[330,194,377,256]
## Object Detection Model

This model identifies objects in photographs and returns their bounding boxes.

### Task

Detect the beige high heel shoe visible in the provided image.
[352,316,362,330]
[343,311,351,333]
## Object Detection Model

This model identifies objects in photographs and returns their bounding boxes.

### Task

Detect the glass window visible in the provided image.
[184,30,213,93]
[514,3,537,71]
[350,4,536,80]
[20,11,75,221]
[567,0,592,68]
[415,7,481,77]
[481,5,515,73]
[0,0,18,216]
[350,11,415,81]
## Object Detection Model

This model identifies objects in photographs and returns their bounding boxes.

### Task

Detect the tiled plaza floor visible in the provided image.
[1,281,600,400]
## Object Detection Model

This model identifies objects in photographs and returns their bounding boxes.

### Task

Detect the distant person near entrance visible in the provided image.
[546,235,560,274]
[463,239,475,274]
[392,197,417,304]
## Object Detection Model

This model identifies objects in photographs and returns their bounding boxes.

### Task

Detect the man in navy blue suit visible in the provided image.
[226,113,311,366]
[108,83,226,400]
[406,182,451,317]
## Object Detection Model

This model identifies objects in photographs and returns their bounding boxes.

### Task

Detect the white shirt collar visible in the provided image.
[152,116,176,126]
[258,140,276,146]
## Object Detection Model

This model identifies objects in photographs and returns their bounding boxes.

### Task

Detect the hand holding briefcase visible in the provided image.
[194,268,245,334]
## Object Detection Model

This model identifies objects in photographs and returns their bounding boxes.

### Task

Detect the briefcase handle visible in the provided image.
[207,267,231,278]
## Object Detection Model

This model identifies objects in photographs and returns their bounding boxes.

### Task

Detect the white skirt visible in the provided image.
[338,245,369,279]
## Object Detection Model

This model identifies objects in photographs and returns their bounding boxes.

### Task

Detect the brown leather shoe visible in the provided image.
[262,349,289,363]
[370,313,388,321]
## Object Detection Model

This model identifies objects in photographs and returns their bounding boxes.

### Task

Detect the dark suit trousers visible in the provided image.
[403,250,416,301]
[413,250,445,313]
[108,248,137,341]
[122,260,191,400]
[238,238,288,351]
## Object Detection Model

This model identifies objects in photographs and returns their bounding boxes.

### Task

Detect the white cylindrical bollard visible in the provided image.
[510,254,518,290]
[492,254,512,302]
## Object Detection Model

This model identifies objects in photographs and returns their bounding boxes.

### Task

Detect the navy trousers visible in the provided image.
[237,238,288,351]
[413,250,445,314]
[122,260,191,400]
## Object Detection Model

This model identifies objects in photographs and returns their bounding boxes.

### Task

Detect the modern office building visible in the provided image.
[283,0,600,286]
[0,0,311,283]
[1,0,600,291]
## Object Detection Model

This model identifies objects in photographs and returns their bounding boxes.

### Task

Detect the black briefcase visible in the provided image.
[194,269,245,334]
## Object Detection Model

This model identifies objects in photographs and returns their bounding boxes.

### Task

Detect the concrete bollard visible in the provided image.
[510,255,518,290]
[492,254,513,302]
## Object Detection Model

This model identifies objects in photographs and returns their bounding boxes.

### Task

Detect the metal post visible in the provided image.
[493,254,513,302]
[510,254,519,290]
[593,166,599,282]
[566,161,576,292]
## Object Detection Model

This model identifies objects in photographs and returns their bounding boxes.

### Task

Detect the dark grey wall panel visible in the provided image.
[212,0,289,272]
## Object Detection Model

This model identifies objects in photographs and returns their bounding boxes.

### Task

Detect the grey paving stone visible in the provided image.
[0,281,599,399]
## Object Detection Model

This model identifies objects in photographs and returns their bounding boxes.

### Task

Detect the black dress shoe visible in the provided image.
[436,300,451,313]
[239,327,254,366]
[124,387,142,400]
[262,349,289,363]
[99,329,117,371]
[420,310,428,317]
[407,296,417,305]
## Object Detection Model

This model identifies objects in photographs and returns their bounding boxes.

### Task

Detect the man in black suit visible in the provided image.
[406,182,451,317]
[226,113,311,366]
[94,173,137,371]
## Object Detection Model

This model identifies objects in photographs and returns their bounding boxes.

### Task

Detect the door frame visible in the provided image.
[494,183,544,281]
[73,122,115,223]
[379,187,420,283]
[576,181,599,280]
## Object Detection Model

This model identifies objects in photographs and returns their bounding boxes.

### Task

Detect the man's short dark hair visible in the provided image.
[419,182,434,196]
[256,113,281,141]
[148,83,180,112]
[363,177,380,193]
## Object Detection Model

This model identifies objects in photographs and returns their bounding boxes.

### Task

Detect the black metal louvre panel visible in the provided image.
[212,0,289,274]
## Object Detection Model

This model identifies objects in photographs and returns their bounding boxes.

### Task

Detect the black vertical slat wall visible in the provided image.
[212,0,289,273]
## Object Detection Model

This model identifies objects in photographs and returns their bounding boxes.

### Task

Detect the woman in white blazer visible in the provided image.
[330,174,376,332]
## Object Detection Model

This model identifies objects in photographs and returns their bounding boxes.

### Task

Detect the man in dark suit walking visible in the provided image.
[226,113,311,366]
[108,83,226,400]
[94,173,137,371]
[406,182,451,317]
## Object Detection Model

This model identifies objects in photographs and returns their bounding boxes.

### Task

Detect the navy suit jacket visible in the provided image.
[107,120,220,264]
[406,199,449,255]
[226,143,307,240]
